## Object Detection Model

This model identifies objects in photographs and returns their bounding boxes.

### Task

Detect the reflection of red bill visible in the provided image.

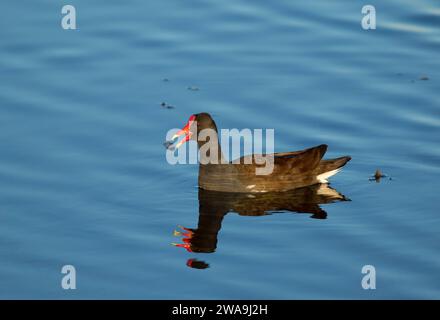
[171,225,194,252]
[186,259,195,268]
[186,259,209,269]
[173,226,193,238]
[171,242,192,252]
[171,115,196,149]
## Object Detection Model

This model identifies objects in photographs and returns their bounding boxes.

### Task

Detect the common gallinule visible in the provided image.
[170,113,351,192]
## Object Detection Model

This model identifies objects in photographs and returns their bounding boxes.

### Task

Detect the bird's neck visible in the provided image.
[197,130,226,165]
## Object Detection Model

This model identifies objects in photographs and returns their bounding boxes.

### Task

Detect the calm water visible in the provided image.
[1,0,439,299]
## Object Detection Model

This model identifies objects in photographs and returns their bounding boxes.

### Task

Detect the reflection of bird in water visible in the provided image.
[172,184,349,267]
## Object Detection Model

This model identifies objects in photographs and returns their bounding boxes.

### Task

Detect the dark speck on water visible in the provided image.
[374,169,385,179]
[420,75,429,80]
[161,102,175,109]
[370,169,388,182]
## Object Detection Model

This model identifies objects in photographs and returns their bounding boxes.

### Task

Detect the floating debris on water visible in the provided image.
[419,75,429,81]
[374,169,385,180]
[369,169,388,182]
[162,78,170,82]
[187,86,200,91]
[161,102,175,109]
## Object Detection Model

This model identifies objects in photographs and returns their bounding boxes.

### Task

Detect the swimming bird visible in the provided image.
[169,113,351,192]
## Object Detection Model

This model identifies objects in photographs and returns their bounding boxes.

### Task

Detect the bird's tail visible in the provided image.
[316,156,351,183]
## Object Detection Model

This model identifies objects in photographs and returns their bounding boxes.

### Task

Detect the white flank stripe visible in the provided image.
[317,169,341,183]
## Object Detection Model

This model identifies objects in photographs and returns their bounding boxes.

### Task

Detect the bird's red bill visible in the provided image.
[171,114,196,149]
